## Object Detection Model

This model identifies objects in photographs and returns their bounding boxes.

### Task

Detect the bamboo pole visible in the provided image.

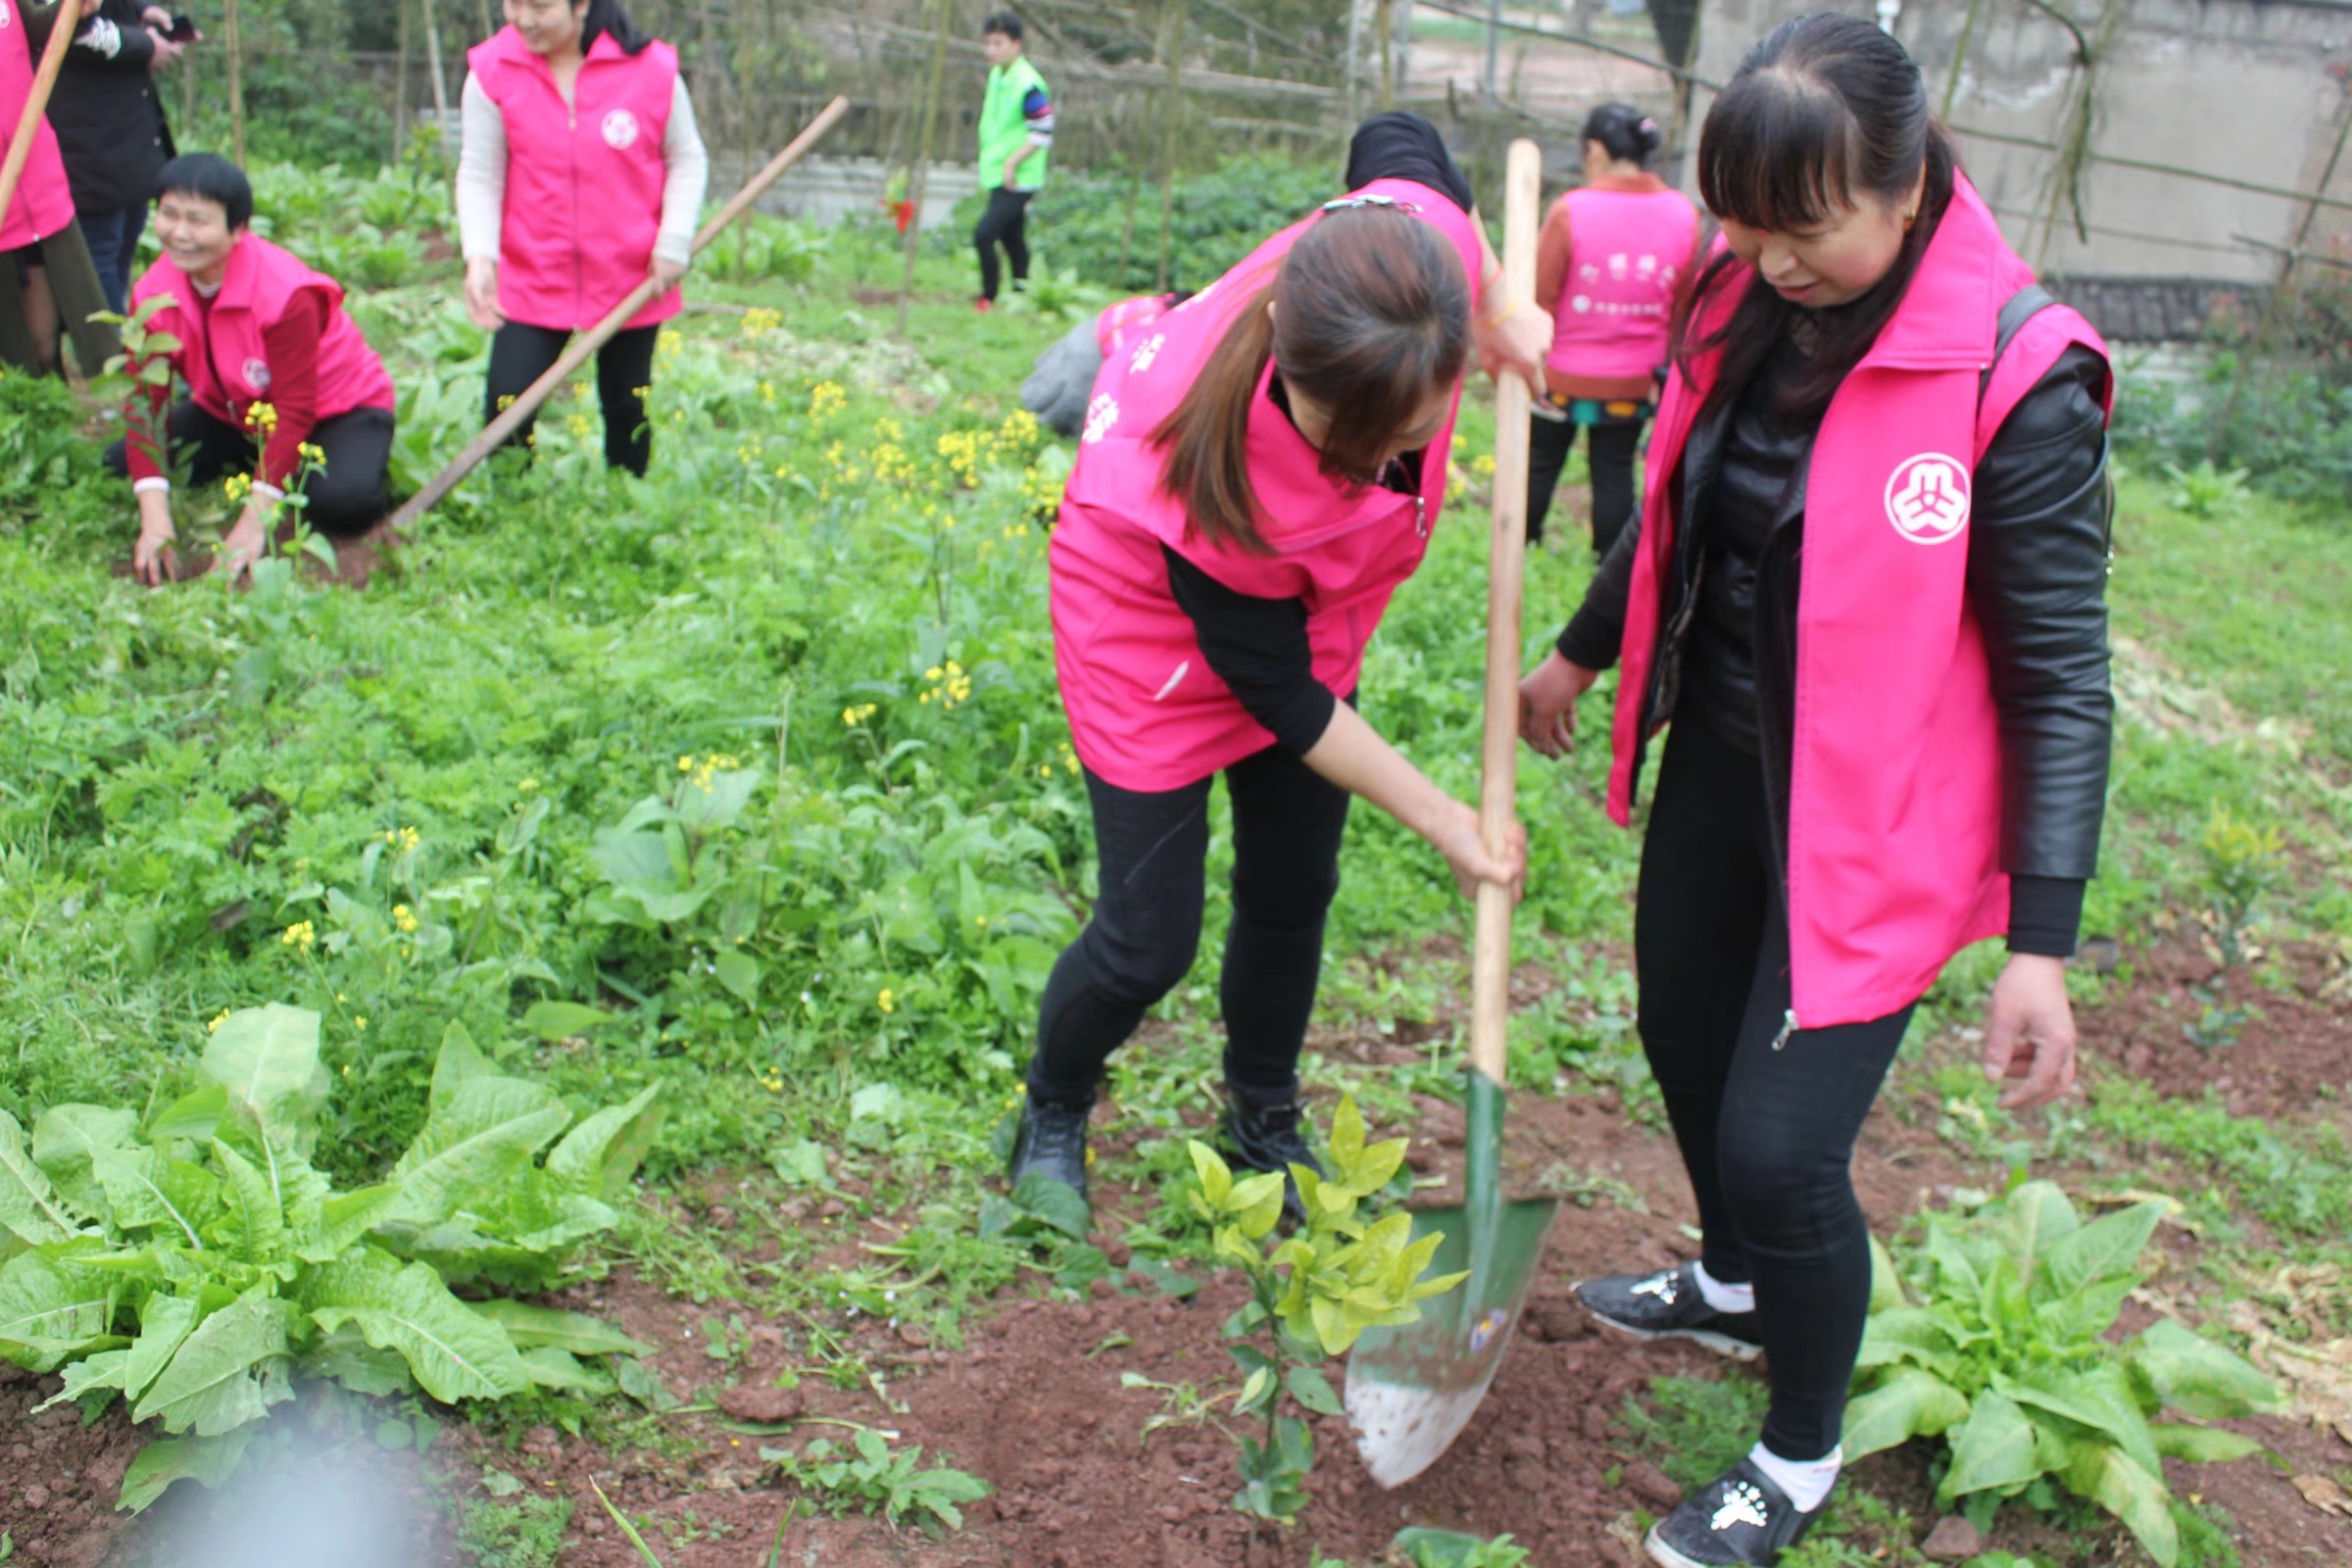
[423,0,451,138]
[223,0,246,165]
[395,0,414,163]
[1377,0,1395,110]
[1154,0,1186,293]
[387,96,851,532]
[0,0,78,223]
[896,0,954,335]
[1939,0,1987,119]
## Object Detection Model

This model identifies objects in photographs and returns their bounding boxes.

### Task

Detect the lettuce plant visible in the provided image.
[1845,1182,2275,1566]
[0,1004,658,1510]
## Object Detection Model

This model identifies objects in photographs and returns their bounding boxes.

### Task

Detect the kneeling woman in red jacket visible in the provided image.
[1009,114,1548,1217]
[1519,17,2113,1566]
[112,154,399,585]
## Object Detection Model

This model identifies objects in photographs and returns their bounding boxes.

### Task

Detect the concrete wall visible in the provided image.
[1688,0,2352,290]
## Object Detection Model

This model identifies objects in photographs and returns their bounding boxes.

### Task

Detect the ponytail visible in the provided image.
[1153,285,1281,554]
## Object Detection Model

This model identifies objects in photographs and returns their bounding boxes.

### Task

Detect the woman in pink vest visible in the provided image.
[1008,114,1549,1219]
[458,0,708,476]
[2,0,78,375]
[1528,103,1699,556]
[1518,19,2112,1565]
[108,155,398,585]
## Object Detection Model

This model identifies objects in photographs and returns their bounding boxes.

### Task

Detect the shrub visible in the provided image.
[1009,155,1339,294]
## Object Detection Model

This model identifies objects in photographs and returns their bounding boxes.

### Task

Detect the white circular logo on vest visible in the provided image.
[1569,294,1592,315]
[601,109,640,150]
[1884,452,1971,544]
[243,358,272,392]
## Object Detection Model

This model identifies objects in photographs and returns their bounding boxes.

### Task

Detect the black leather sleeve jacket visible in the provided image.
[1556,345,2115,941]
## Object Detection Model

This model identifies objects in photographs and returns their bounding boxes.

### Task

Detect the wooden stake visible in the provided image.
[387,96,850,533]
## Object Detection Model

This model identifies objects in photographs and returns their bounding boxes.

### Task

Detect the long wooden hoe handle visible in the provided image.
[1467,138,1544,1087]
[387,94,853,533]
[0,0,80,224]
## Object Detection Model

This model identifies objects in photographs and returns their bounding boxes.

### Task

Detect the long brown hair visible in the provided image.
[1677,13,1957,424]
[1152,206,1471,555]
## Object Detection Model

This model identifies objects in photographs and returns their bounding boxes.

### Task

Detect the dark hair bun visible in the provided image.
[1581,102,1663,169]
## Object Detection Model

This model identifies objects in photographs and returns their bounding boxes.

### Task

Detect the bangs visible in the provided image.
[1696,71,1862,230]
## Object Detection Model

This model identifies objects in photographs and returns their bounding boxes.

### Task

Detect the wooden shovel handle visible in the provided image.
[1467,138,1543,1086]
[387,94,852,533]
[0,0,80,224]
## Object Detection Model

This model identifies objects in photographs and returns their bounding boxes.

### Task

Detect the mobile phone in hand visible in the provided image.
[166,13,198,42]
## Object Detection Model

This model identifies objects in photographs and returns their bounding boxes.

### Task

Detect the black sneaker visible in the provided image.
[1644,1458,1827,1567]
[1574,1261,1764,1360]
[1006,1096,1091,1202]
[1217,1096,1322,1228]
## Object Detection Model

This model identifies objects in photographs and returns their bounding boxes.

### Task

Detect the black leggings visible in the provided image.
[1028,745,1351,1109]
[1527,410,1642,557]
[972,187,1033,303]
[484,320,660,476]
[103,401,396,536]
[1635,716,1915,1462]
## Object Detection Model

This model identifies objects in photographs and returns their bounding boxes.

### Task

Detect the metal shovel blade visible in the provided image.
[1345,1070,1560,1488]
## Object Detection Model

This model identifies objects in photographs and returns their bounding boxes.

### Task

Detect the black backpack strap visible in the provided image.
[1981,283,2058,402]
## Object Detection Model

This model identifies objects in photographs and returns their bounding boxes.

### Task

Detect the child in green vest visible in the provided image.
[973,10,1053,312]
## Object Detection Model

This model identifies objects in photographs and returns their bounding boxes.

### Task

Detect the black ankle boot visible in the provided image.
[1007,1095,1092,1203]
[1217,1096,1322,1228]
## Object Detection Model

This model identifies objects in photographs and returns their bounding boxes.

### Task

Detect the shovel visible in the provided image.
[1346,137,1560,1490]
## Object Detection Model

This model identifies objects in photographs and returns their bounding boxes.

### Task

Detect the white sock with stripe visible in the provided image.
[1691,1259,1756,1315]
[1747,1443,1841,1513]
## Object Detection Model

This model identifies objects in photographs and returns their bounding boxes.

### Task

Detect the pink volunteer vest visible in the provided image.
[1096,293,1174,358]
[1606,175,2110,1028]
[1052,180,1485,792]
[468,26,681,332]
[131,233,396,426]
[1544,183,1698,383]
[0,0,74,250]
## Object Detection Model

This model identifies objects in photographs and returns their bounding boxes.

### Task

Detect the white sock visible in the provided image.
[1748,1443,1841,1513]
[1691,1260,1756,1315]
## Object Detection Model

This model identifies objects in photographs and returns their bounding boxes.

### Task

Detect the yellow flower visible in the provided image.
[742,306,784,335]
[393,904,419,934]
[809,381,848,418]
[354,1015,368,1031]
[244,401,278,435]
[518,778,539,793]
[842,704,877,728]
[222,472,253,502]
[877,988,896,1014]
[281,920,315,951]
[208,1009,230,1033]
[1039,763,1053,778]
[678,756,695,772]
